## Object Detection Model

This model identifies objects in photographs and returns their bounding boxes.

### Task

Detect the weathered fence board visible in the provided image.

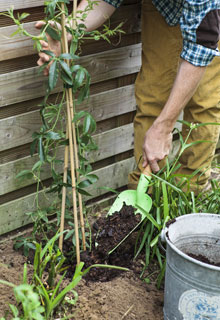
[0,123,134,195]
[0,1,67,12]
[0,4,141,61]
[0,157,135,234]
[0,85,136,151]
[0,44,141,107]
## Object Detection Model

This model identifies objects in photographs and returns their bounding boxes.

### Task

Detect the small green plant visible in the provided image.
[13,236,36,257]
[134,121,220,287]
[1,232,128,319]
[0,264,45,320]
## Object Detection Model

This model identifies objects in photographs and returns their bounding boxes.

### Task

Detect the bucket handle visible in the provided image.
[159,231,166,253]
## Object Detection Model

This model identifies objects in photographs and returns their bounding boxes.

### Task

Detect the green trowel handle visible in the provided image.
[136,165,152,195]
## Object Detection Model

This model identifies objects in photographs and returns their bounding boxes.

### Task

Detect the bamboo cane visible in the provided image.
[58,127,69,251]
[60,5,80,265]
[71,0,86,251]
[69,90,87,251]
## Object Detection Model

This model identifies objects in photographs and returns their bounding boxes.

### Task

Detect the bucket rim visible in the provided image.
[164,213,220,271]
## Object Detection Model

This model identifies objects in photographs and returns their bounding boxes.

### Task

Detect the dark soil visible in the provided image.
[64,204,142,282]
[0,204,164,319]
[187,252,220,267]
[165,218,176,228]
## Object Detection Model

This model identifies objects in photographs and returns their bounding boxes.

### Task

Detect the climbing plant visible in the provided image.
[2,0,124,258]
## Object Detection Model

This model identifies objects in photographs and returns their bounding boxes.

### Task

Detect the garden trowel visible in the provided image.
[108,165,152,220]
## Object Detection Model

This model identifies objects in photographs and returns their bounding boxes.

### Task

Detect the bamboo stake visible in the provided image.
[59,127,69,251]
[59,0,86,252]
[69,0,86,251]
[60,5,80,265]
[58,36,70,252]
[69,90,87,251]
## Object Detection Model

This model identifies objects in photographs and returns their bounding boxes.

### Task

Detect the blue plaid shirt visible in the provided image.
[105,0,220,66]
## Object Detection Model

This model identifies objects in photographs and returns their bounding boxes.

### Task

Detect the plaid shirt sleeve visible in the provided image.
[102,0,123,8]
[180,0,220,66]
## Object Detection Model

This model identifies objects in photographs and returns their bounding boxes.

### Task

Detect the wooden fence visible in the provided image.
[0,0,141,235]
[0,1,219,236]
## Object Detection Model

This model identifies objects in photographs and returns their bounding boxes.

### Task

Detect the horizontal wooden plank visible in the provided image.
[0,85,136,151]
[0,22,38,61]
[0,44,141,107]
[0,1,45,11]
[0,123,134,195]
[0,157,135,235]
[0,0,138,12]
[0,4,141,61]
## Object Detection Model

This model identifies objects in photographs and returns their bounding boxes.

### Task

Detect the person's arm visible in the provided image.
[142,59,206,172]
[35,0,116,75]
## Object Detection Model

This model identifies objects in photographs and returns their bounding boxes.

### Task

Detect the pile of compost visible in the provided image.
[64,203,142,282]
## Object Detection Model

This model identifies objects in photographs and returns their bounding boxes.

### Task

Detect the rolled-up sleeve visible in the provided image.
[180,0,220,66]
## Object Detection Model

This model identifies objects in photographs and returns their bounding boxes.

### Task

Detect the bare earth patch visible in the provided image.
[0,238,163,319]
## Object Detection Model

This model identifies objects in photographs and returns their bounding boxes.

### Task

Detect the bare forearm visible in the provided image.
[76,0,116,31]
[142,59,206,171]
[154,59,206,131]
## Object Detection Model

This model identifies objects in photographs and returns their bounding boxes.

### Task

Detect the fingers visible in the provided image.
[36,39,50,75]
[35,21,45,29]
[142,152,148,168]
[142,156,160,173]
[148,160,160,173]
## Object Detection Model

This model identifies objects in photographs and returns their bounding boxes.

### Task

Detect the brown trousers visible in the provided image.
[128,0,220,193]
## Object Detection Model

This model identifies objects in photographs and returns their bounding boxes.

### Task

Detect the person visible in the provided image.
[36,0,220,194]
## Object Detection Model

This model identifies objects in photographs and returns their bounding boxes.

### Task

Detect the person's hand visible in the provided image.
[35,21,62,76]
[142,122,172,172]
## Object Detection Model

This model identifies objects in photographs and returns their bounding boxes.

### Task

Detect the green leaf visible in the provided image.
[77,85,89,104]
[183,140,213,151]
[60,70,73,86]
[19,12,30,21]
[86,174,98,184]
[71,64,81,73]
[9,304,19,317]
[38,137,45,162]
[32,160,43,172]
[77,188,92,196]
[45,131,61,140]
[59,53,79,60]
[10,29,20,37]
[16,170,33,180]
[162,182,169,220]
[0,279,15,288]
[78,179,92,189]
[98,186,119,194]
[70,39,78,55]
[73,111,87,122]
[41,50,55,57]
[45,25,61,41]
[75,68,85,87]
[49,60,58,91]
[83,114,91,134]
[30,139,38,156]
[59,60,72,77]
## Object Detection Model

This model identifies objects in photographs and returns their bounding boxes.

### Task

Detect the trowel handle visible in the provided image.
[142,165,151,177]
